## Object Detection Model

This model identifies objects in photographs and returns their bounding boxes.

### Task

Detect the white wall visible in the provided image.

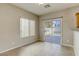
[39,6,79,47]
[0,4,38,52]
[73,31,79,56]
[68,6,79,55]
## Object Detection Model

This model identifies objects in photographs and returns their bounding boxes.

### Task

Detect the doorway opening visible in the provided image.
[43,17,62,44]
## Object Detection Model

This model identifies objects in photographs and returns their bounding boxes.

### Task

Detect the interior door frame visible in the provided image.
[42,17,63,45]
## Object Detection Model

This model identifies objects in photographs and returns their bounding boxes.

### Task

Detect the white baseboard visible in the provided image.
[0,40,38,54]
[62,43,73,48]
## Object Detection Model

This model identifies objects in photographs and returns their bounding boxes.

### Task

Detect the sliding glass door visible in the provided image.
[43,17,62,44]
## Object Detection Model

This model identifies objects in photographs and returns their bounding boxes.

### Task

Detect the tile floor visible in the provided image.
[0,42,75,56]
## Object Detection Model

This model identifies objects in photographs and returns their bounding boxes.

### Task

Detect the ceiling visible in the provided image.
[12,3,79,16]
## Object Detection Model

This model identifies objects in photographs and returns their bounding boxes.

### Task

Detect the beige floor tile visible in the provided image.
[0,42,75,56]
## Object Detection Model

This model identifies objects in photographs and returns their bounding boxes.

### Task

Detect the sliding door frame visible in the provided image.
[41,17,63,45]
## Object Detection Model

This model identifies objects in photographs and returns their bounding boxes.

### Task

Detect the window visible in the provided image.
[29,20,35,36]
[20,18,36,38]
[20,18,29,38]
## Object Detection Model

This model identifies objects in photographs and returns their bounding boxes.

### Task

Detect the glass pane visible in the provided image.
[20,18,29,38]
[29,20,35,36]
[52,19,61,36]
[44,21,52,36]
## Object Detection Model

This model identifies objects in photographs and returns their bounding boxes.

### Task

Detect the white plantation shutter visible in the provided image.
[29,20,35,36]
[20,18,36,38]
